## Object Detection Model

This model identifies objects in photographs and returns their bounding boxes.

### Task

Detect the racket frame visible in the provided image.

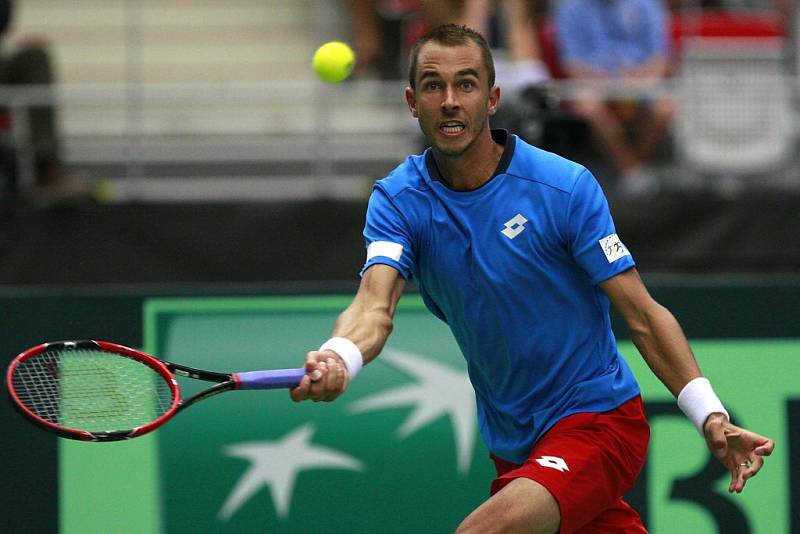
[6,339,304,442]
[8,341,191,441]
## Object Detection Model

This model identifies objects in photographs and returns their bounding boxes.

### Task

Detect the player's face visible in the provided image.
[405,41,499,158]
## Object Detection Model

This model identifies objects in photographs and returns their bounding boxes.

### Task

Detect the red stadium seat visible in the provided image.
[670,9,785,56]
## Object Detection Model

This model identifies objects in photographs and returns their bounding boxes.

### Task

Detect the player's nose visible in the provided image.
[441,85,459,112]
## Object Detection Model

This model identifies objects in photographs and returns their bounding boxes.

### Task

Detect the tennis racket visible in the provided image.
[5,340,306,442]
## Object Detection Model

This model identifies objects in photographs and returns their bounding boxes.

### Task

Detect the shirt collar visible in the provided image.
[425,129,515,190]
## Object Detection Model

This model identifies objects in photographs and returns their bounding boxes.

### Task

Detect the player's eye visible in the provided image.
[424,81,440,91]
[460,80,475,91]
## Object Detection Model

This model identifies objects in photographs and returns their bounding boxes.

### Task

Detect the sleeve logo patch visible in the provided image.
[599,233,630,263]
[367,241,404,262]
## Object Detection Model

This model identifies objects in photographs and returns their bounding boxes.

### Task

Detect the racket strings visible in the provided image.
[11,349,175,432]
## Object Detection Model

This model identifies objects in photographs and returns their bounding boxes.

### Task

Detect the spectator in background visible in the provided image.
[348,0,554,150]
[422,0,553,102]
[775,0,792,21]
[349,0,551,93]
[348,0,440,80]
[0,0,83,205]
[554,0,675,197]
[665,0,791,16]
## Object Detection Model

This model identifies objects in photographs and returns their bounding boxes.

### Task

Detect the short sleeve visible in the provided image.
[360,186,416,279]
[567,170,635,284]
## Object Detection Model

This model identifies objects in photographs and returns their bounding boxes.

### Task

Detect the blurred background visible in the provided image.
[0,1,799,533]
[0,0,798,282]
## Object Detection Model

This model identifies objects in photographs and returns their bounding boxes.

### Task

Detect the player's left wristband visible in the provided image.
[318,337,363,380]
[677,377,729,436]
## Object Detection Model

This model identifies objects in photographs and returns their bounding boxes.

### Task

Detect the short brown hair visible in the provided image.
[408,24,495,90]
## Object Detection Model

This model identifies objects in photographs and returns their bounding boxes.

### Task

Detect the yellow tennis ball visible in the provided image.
[312,41,355,83]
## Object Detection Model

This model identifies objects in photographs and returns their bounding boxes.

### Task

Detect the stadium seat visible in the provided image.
[675,37,795,181]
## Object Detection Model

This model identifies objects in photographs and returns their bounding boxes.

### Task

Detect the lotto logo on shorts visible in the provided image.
[535,456,570,472]
[599,233,630,263]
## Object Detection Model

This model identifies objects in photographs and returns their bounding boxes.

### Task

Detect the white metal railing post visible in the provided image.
[310,0,347,198]
[10,98,35,193]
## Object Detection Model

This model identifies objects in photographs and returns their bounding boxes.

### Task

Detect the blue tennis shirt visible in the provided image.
[361,130,640,464]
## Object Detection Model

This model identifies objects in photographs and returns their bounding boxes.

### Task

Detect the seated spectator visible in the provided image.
[554,0,675,197]
[348,0,554,151]
[348,0,424,79]
[349,0,551,93]
[0,0,86,206]
[421,0,553,102]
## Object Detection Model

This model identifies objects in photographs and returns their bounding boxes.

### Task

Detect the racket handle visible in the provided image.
[235,368,306,389]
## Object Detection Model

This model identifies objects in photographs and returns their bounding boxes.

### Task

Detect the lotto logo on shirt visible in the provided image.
[599,233,630,263]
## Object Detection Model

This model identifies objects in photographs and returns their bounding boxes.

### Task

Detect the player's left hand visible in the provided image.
[703,413,775,493]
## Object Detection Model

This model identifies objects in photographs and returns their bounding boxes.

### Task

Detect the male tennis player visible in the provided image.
[291,24,774,533]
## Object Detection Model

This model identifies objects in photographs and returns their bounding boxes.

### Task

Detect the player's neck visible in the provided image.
[432,128,503,191]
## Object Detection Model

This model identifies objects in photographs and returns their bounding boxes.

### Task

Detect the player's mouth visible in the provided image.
[439,121,465,136]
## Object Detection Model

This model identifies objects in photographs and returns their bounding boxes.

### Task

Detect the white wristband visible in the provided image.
[677,377,729,436]
[318,337,363,380]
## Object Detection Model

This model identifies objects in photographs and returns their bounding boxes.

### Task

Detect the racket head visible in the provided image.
[6,340,181,441]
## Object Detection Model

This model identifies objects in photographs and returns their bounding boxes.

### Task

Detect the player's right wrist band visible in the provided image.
[319,337,363,380]
[677,377,729,436]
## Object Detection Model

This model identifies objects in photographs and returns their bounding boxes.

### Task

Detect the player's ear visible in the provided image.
[487,84,500,116]
[405,87,419,118]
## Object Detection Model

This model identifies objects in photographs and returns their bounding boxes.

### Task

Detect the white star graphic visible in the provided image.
[218,423,364,521]
[347,348,476,474]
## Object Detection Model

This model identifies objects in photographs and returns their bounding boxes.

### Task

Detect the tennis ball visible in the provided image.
[92,179,115,204]
[312,41,355,83]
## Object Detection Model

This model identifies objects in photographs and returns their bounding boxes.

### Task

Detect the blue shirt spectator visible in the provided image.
[555,0,670,76]
[552,0,674,197]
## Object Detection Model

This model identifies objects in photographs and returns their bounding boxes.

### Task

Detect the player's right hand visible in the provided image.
[290,350,349,403]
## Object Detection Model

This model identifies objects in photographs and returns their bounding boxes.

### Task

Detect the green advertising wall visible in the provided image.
[59,295,799,533]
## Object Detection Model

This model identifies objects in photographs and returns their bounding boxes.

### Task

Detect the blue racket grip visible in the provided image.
[235,368,306,390]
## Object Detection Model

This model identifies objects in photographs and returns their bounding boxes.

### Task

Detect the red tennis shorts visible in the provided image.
[490,395,650,533]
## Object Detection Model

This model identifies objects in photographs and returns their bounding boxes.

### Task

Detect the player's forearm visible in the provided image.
[319,264,405,373]
[628,301,702,397]
[330,301,394,365]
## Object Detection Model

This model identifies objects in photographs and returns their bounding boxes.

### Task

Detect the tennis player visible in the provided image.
[291,24,774,533]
